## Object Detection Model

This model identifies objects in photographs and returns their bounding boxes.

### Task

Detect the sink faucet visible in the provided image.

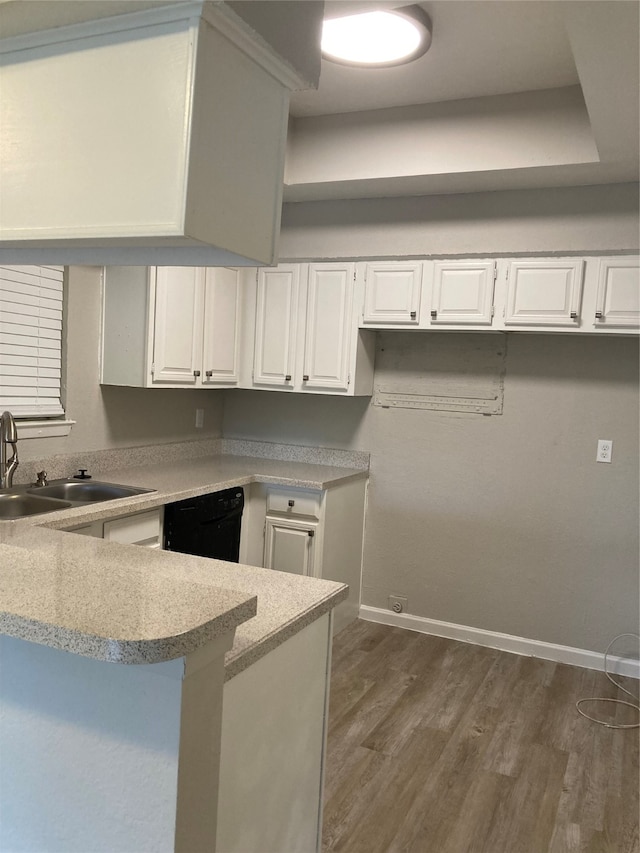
[0,411,19,489]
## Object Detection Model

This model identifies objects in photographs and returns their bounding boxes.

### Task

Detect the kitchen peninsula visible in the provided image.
[0,446,367,853]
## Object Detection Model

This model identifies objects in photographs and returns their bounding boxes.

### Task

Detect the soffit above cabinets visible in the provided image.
[0,1,323,266]
[285,1,640,202]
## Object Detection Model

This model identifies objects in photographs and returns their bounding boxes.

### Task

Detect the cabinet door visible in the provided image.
[303,264,354,392]
[264,517,317,577]
[430,261,495,325]
[504,260,584,326]
[594,258,640,328]
[253,266,299,387]
[362,262,422,325]
[202,267,241,385]
[151,267,204,384]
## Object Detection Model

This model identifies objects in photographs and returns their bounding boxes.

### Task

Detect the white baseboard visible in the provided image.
[359,606,640,680]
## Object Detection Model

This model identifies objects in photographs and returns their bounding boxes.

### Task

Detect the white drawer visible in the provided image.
[103,509,162,547]
[266,488,321,519]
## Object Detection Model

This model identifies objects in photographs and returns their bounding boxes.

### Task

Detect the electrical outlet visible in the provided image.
[388,595,408,614]
[195,409,204,429]
[596,439,612,463]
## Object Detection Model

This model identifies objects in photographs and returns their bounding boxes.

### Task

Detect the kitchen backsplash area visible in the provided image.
[12,438,369,487]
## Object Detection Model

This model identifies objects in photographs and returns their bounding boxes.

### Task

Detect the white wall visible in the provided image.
[18,266,225,464]
[280,183,639,258]
[223,184,640,654]
[287,87,597,188]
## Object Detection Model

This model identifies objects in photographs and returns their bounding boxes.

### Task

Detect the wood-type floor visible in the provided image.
[322,620,639,853]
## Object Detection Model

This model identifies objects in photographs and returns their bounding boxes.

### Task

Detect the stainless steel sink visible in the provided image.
[0,493,72,518]
[27,480,154,502]
[0,478,156,518]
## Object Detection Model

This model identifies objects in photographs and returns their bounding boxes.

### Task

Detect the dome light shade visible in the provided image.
[321,7,432,67]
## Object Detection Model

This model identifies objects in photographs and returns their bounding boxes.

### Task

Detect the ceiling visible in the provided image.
[284,0,640,203]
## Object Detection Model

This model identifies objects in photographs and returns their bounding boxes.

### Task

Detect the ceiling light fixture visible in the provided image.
[321,6,432,68]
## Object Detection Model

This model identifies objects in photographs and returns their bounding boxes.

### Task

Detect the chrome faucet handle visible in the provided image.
[34,470,48,487]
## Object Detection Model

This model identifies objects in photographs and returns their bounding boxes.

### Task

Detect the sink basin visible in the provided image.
[0,493,72,518]
[27,481,155,502]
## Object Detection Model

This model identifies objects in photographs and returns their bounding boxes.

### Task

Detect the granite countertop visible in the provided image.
[0,453,364,675]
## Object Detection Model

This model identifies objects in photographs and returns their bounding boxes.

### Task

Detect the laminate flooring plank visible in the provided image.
[322,745,389,852]
[481,655,557,778]
[362,644,497,756]
[326,667,416,769]
[369,630,458,680]
[323,621,639,853]
[433,770,515,853]
[331,620,388,666]
[337,726,450,853]
[534,662,587,752]
[401,701,506,853]
[480,742,568,853]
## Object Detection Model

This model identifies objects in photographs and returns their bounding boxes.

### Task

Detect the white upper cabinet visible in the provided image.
[202,268,241,385]
[0,3,309,265]
[503,259,585,327]
[593,258,640,328]
[248,263,375,396]
[429,261,496,325]
[303,264,353,391]
[101,265,242,388]
[362,262,423,326]
[253,266,300,387]
[151,267,204,385]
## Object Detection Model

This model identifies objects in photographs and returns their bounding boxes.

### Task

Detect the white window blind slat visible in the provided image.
[0,266,65,419]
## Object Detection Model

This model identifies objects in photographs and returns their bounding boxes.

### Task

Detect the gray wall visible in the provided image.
[224,183,640,654]
[223,334,639,653]
[19,266,225,464]
[280,183,639,259]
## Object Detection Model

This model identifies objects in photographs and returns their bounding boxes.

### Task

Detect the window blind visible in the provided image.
[0,265,65,418]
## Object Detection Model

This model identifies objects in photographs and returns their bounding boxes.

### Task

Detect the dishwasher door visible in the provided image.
[163,488,244,562]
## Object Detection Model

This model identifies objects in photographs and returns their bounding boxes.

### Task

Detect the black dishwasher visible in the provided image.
[163,487,244,562]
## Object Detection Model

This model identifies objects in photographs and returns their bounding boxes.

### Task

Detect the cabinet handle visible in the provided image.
[303,374,309,381]
[430,310,437,319]
[410,311,417,320]
[285,374,292,382]
[595,311,604,319]
[570,312,577,320]
[205,370,213,378]
[308,530,315,538]
[288,500,295,507]
[193,370,201,377]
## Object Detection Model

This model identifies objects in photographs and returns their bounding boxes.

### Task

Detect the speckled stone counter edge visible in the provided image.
[224,584,349,681]
[1,595,258,666]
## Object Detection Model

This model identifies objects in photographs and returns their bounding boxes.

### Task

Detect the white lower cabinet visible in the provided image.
[66,508,162,548]
[101,265,241,388]
[102,509,162,548]
[247,263,375,395]
[249,479,367,634]
[264,516,318,576]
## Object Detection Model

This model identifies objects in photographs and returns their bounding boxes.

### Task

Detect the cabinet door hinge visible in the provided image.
[491,305,495,318]
[150,363,155,375]
[348,374,351,386]
[493,266,498,281]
